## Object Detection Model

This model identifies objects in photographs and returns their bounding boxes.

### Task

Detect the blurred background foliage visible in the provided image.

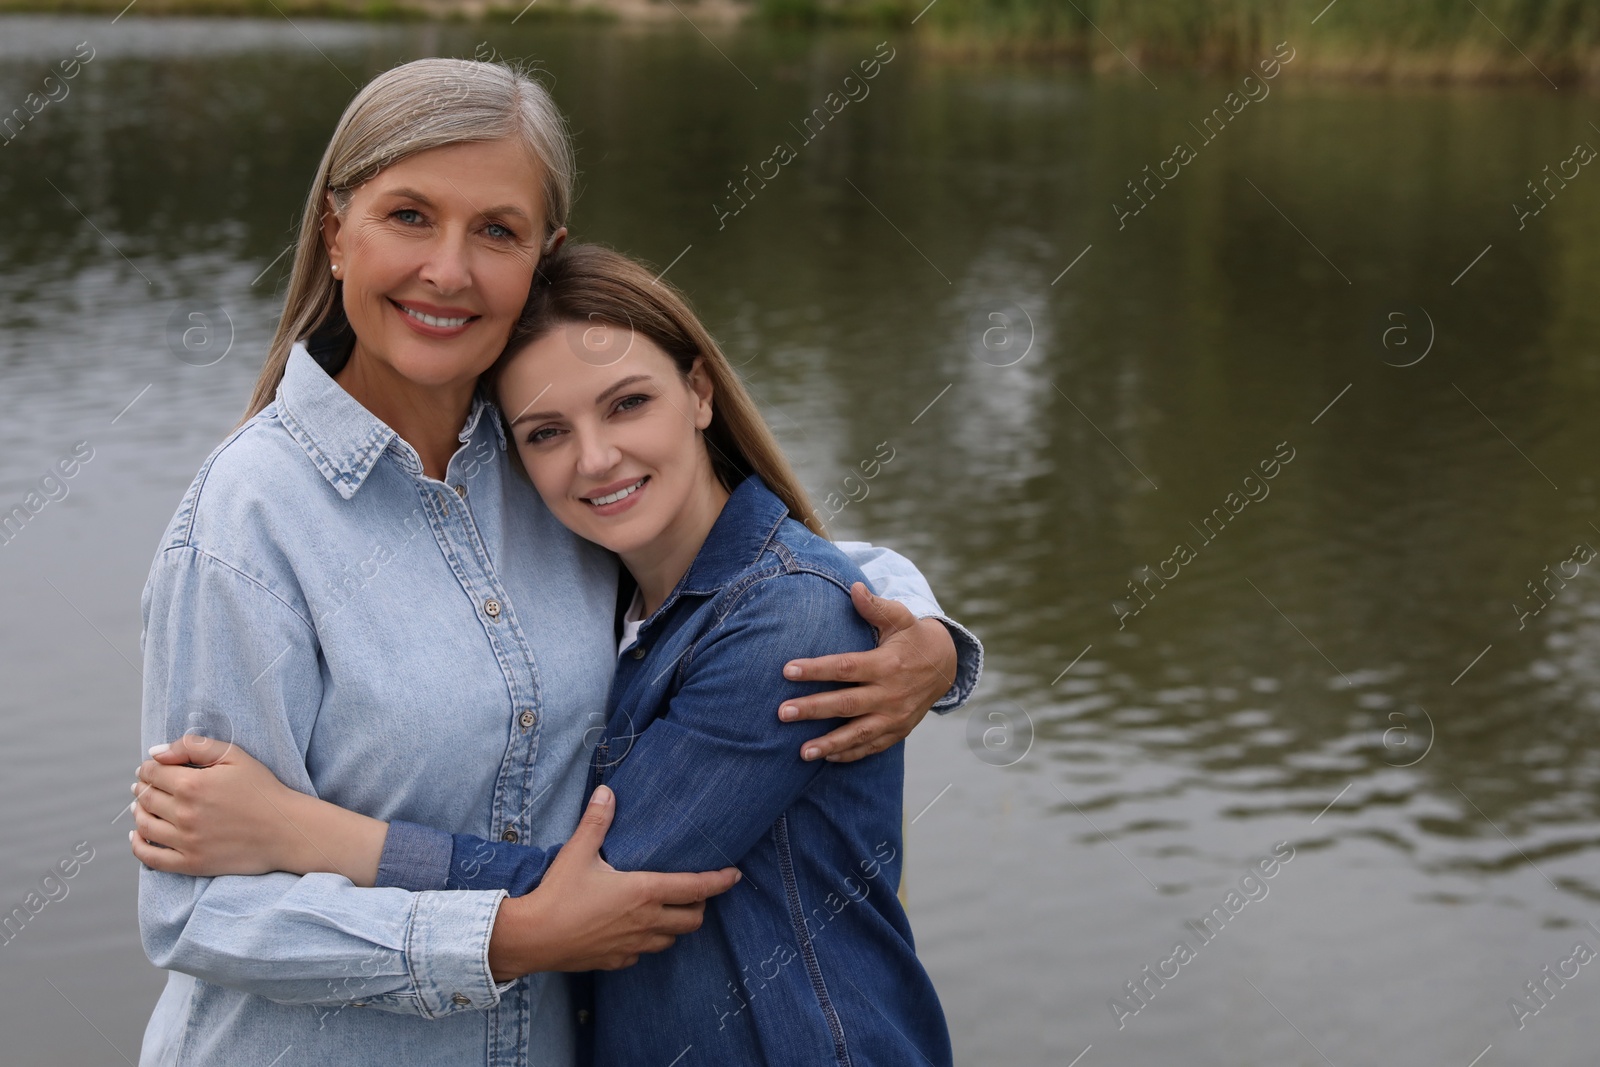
[6,0,1600,82]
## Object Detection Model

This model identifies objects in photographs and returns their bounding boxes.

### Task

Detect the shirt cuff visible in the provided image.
[405,887,509,1018]
[924,613,983,713]
[377,820,453,892]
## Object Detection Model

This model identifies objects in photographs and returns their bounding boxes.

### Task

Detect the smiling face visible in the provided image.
[322,137,561,393]
[499,322,728,570]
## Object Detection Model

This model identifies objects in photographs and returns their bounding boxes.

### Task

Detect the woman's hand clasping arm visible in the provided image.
[132,736,742,981]
[485,785,739,979]
[131,733,388,886]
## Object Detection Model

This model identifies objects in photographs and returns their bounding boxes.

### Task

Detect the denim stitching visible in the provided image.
[156,544,316,633]
[774,813,853,1067]
[166,412,270,550]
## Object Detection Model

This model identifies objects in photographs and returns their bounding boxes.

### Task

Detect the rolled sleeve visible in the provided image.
[837,540,984,712]
[375,820,563,900]
[377,820,454,892]
[929,614,983,711]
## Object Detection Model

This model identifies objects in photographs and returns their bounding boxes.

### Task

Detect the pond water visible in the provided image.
[2,13,1599,1065]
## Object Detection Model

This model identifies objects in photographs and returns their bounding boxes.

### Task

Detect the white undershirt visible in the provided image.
[618,588,645,657]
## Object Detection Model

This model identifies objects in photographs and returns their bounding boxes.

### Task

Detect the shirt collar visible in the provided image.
[674,475,791,597]
[275,343,505,500]
[460,390,508,453]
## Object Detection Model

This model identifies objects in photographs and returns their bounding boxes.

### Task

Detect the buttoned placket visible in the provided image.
[395,423,545,1067]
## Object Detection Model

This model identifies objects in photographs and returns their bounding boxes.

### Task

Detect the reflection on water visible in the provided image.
[3,14,1600,1065]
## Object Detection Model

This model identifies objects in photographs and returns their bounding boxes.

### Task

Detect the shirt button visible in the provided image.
[454,484,467,498]
[630,645,646,659]
[501,828,519,843]
[485,598,501,619]
[520,709,537,729]
[577,1009,592,1024]
[450,993,471,1007]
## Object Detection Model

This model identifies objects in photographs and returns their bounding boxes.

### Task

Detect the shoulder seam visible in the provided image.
[154,542,316,634]
[715,565,854,627]
[167,413,278,551]
[672,568,863,688]
[769,525,863,589]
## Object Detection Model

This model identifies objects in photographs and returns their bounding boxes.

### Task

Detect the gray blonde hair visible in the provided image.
[242,57,575,421]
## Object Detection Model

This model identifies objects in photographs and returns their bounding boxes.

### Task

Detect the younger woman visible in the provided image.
[134,244,956,1066]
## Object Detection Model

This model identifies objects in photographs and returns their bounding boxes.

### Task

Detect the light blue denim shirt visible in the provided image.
[137,343,980,1067]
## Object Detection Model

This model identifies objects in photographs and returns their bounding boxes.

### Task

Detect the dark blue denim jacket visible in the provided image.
[380,476,954,1066]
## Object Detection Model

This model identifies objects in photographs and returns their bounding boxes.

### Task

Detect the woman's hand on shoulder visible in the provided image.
[776,582,957,763]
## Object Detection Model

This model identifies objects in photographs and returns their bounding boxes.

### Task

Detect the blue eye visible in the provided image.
[393,208,424,225]
[614,395,649,414]
[485,222,515,240]
[527,427,562,445]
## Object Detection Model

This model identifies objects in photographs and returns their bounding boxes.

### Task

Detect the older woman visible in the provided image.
[134,58,978,1067]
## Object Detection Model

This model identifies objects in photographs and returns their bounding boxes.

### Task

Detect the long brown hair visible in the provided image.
[490,243,824,536]
[240,58,575,424]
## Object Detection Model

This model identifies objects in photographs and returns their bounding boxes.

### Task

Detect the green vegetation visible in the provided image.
[761,0,1600,80]
[5,0,1599,81]
[0,0,616,21]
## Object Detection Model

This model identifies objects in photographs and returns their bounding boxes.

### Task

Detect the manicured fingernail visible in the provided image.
[784,665,802,679]
[733,870,742,884]
[779,705,798,721]
[128,830,136,843]
[129,801,137,813]
[130,782,138,795]
[148,743,170,756]
[802,746,820,761]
